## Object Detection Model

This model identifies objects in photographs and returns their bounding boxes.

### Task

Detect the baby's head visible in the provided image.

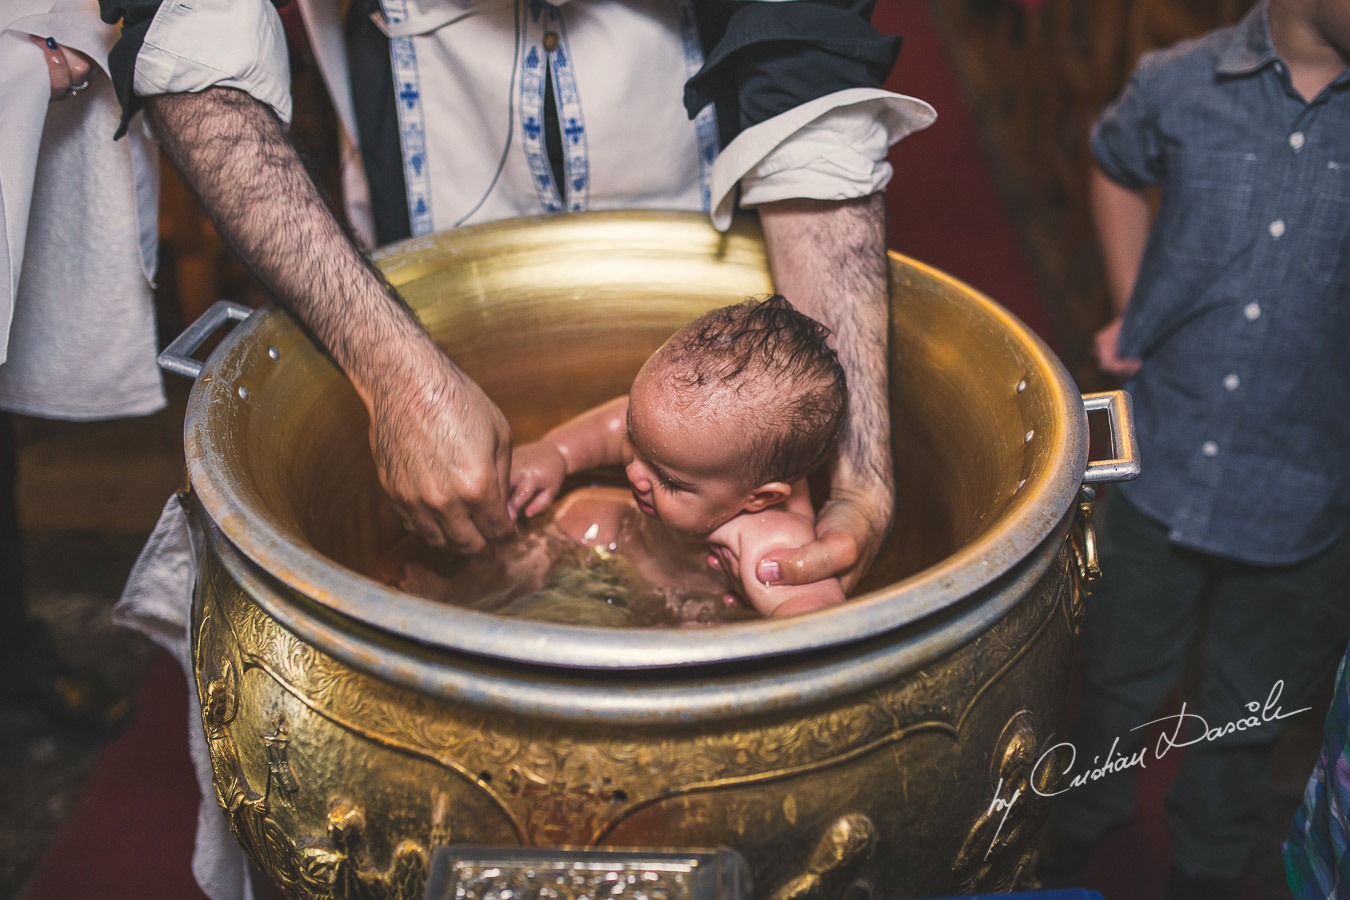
[622,295,847,536]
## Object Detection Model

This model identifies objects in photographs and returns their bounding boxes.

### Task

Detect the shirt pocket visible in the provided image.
[1303,161,1350,287]
[1164,149,1255,264]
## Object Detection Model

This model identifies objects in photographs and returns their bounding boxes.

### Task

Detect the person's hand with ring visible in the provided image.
[29,36,93,101]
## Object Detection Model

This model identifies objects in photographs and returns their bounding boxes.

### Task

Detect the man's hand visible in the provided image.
[146,88,516,554]
[1092,315,1142,378]
[755,480,890,594]
[507,440,568,520]
[757,194,896,593]
[369,348,515,551]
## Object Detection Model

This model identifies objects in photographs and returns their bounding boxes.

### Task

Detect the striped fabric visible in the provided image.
[1285,642,1350,898]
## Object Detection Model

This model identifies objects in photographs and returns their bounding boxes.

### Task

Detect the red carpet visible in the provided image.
[19,4,1097,899]
[20,650,207,900]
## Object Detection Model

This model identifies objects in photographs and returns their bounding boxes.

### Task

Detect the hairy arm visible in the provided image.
[754,193,894,592]
[509,396,629,518]
[147,88,515,551]
[1089,165,1150,377]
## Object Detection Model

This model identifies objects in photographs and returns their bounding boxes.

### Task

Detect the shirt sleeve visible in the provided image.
[1090,57,1165,188]
[707,88,935,231]
[683,0,933,231]
[684,0,902,132]
[100,0,292,139]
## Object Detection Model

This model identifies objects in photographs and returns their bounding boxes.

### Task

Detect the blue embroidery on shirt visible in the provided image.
[382,0,435,235]
[674,0,719,210]
[549,9,589,212]
[519,13,563,212]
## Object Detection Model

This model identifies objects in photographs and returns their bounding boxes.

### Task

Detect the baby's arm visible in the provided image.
[509,396,629,518]
[721,492,846,618]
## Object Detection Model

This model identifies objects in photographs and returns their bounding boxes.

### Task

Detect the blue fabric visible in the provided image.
[1090,0,1350,564]
[1285,642,1350,897]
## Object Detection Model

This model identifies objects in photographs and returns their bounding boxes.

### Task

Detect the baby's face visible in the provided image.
[623,367,758,536]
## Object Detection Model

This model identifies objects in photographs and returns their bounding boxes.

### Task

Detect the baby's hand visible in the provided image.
[508,441,568,520]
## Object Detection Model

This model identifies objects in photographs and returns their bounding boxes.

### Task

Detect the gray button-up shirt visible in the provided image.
[1092,0,1349,565]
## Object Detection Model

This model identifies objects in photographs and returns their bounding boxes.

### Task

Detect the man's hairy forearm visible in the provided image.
[760,194,895,502]
[146,88,443,404]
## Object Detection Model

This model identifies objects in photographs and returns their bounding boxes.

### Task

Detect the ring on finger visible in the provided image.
[67,79,90,97]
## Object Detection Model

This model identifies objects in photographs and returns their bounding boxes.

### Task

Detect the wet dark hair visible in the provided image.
[657,294,847,485]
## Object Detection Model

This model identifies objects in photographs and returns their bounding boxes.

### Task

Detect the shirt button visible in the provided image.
[1269,219,1286,238]
[1202,441,1219,457]
[544,31,560,51]
[1289,131,1305,150]
[1244,302,1262,320]
[1223,373,1240,391]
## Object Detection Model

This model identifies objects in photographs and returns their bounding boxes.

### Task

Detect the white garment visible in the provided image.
[367,0,717,232]
[714,88,936,231]
[132,0,293,130]
[0,1,163,419]
[113,498,260,900]
[135,0,934,240]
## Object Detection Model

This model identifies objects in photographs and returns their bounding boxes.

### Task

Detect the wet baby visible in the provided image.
[507,294,847,618]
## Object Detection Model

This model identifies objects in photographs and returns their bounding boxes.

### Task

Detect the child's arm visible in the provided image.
[721,489,846,618]
[509,396,629,518]
[1090,164,1151,378]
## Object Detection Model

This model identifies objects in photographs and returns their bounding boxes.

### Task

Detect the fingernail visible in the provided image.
[45,37,58,50]
[758,560,780,584]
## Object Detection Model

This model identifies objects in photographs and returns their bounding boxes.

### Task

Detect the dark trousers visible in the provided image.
[1050,492,1350,879]
[0,412,55,692]
[1,412,28,660]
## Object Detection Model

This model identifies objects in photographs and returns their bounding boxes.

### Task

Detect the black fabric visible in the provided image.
[543,62,566,198]
[99,0,163,139]
[346,0,412,245]
[683,0,902,133]
[687,1,739,150]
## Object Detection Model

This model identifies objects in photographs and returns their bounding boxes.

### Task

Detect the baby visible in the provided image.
[508,294,847,618]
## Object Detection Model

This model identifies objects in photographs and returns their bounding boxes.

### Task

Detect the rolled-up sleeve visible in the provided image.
[708,88,934,230]
[683,0,934,230]
[101,0,291,138]
[1090,59,1164,188]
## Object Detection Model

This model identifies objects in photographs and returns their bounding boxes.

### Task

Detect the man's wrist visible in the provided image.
[341,303,449,410]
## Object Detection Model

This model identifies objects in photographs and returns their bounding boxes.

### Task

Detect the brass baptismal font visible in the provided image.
[164,212,1135,899]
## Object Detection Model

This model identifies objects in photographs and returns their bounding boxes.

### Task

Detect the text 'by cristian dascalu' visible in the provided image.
[980,680,1311,858]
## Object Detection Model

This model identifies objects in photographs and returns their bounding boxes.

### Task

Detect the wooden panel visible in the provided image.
[925,0,1256,387]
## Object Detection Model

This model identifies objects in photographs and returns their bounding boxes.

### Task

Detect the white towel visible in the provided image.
[113,496,258,900]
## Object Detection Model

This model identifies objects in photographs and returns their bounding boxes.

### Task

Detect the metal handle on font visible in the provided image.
[157,300,253,379]
[1081,390,1141,484]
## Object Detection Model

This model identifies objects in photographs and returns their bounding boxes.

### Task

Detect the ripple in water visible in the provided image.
[375,513,757,629]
